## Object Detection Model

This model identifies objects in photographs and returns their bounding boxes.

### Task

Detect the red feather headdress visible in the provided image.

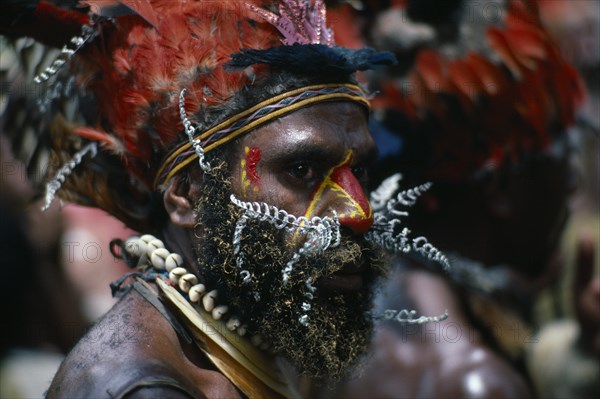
[34,1,281,230]
[73,0,280,173]
[23,0,392,231]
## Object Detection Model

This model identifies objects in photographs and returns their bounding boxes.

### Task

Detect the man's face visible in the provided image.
[192,102,387,381]
[230,101,378,234]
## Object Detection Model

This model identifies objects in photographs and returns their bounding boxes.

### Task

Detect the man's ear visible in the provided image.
[163,174,201,228]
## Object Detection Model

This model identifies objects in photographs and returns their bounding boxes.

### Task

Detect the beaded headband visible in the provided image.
[154,83,370,188]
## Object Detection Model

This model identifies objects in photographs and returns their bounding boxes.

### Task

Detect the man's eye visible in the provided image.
[289,163,315,180]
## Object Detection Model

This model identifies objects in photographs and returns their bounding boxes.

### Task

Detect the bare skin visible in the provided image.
[336,265,532,399]
[47,101,377,398]
[46,287,241,398]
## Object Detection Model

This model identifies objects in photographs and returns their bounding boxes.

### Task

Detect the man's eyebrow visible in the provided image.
[267,138,378,165]
[268,142,340,164]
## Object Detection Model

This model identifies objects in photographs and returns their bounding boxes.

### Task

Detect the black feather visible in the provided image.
[226,44,397,76]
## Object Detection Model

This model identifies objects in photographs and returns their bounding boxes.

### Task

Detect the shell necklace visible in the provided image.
[121,233,271,349]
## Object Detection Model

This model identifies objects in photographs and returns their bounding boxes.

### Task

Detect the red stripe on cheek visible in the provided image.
[246,147,262,186]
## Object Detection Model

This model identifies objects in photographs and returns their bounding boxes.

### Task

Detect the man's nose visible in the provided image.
[303,153,373,234]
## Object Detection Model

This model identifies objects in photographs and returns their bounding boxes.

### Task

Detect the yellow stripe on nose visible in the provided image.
[304,151,373,233]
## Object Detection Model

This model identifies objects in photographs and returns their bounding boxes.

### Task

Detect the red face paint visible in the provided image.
[246,147,262,186]
[304,152,373,233]
[330,165,372,222]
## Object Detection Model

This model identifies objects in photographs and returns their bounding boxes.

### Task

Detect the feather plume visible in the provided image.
[227,44,396,75]
[371,0,584,183]
[119,0,159,27]
[74,126,123,153]
[21,1,276,228]
[415,51,448,92]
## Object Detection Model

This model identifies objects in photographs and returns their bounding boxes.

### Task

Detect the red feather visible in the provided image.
[119,0,160,27]
[487,27,527,79]
[415,51,449,92]
[75,127,123,153]
[465,53,510,96]
[370,0,584,182]
[448,59,483,106]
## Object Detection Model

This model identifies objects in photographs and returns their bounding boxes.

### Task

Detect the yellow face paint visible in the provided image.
[304,151,373,233]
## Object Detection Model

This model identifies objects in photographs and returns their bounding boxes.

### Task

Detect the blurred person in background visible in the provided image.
[524,1,600,398]
[0,134,88,398]
[1,11,133,396]
[325,0,598,397]
[1,3,134,320]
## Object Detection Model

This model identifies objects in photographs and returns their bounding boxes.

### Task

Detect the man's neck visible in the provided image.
[161,222,200,274]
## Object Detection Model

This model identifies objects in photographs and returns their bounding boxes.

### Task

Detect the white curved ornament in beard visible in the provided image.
[380,308,449,324]
[229,194,342,325]
[366,175,450,270]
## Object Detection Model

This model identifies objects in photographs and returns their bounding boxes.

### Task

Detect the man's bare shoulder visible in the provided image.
[337,326,531,398]
[436,345,532,398]
[46,288,241,399]
[337,262,533,399]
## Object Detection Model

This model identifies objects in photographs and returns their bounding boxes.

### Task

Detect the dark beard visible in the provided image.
[192,163,388,382]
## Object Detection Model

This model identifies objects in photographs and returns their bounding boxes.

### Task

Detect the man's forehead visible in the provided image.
[280,101,367,131]
[239,102,373,156]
